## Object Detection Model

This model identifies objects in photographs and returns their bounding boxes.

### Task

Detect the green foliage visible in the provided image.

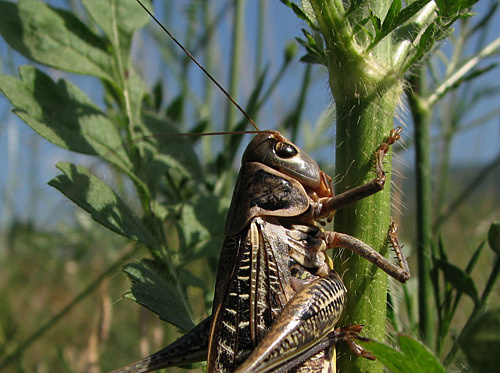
[0,0,116,80]
[488,222,500,255]
[123,259,195,331]
[296,28,326,65]
[282,0,478,75]
[0,66,129,164]
[0,0,306,370]
[360,335,446,373]
[460,307,500,371]
[49,162,158,248]
[0,0,233,337]
[1,0,499,372]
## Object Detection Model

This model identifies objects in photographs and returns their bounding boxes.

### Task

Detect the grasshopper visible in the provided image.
[111,2,410,372]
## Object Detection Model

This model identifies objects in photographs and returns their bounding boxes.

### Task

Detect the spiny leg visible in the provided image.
[317,127,402,217]
[387,219,410,279]
[322,221,410,283]
[325,325,375,362]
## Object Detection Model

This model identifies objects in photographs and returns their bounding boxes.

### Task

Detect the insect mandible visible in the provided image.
[111,2,410,372]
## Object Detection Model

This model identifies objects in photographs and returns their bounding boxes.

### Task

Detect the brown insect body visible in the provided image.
[210,131,340,372]
[112,129,409,373]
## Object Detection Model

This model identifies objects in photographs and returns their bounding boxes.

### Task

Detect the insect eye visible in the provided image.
[274,142,298,158]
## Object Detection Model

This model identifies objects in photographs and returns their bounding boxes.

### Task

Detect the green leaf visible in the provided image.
[460,308,500,372]
[279,0,317,30]
[346,0,370,17]
[81,0,152,73]
[278,0,292,7]
[438,260,479,303]
[435,0,479,17]
[369,10,382,34]
[125,66,150,135]
[352,17,373,41]
[291,3,317,30]
[179,270,208,290]
[123,259,195,331]
[166,95,185,122]
[359,335,446,372]
[0,0,113,81]
[134,113,204,193]
[0,65,133,173]
[410,22,451,67]
[368,0,433,51]
[390,0,432,29]
[177,195,226,260]
[49,162,157,248]
[82,0,151,44]
[488,222,500,255]
[296,29,326,66]
[381,0,402,34]
[151,80,163,113]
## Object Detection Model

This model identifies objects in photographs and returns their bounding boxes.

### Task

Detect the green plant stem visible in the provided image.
[438,240,486,355]
[256,0,266,77]
[0,244,141,370]
[407,73,435,349]
[225,0,245,131]
[202,0,214,161]
[307,1,403,372]
[333,90,400,373]
[287,64,312,143]
[427,36,500,106]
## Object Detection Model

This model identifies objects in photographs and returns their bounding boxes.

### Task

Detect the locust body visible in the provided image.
[111,129,409,373]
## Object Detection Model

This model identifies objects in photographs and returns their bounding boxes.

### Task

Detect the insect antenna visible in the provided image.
[135,0,261,133]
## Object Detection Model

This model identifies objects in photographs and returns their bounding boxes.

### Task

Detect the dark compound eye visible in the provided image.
[274,142,298,158]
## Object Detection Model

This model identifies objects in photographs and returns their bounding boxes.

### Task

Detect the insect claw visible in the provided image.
[345,339,376,361]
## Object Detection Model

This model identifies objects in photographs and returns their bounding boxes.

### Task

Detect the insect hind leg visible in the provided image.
[233,272,346,373]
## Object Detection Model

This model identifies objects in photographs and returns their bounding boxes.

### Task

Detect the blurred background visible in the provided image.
[1,0,499,372]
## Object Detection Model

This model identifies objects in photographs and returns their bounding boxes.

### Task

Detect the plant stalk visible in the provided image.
[225,0,245,131]
[407,72,435,349]
[307,1,403,371]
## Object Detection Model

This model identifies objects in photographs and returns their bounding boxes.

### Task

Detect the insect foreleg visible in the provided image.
[317,127,402,216]
[322,222,410,283]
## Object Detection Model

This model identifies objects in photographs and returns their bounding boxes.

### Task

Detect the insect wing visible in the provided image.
[208,218,295,372]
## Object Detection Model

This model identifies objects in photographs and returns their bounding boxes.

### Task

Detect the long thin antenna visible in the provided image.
[137,130,265,143]
[136,0,260,132]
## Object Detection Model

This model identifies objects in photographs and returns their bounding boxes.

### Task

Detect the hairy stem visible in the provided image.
[307,1,403,371]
